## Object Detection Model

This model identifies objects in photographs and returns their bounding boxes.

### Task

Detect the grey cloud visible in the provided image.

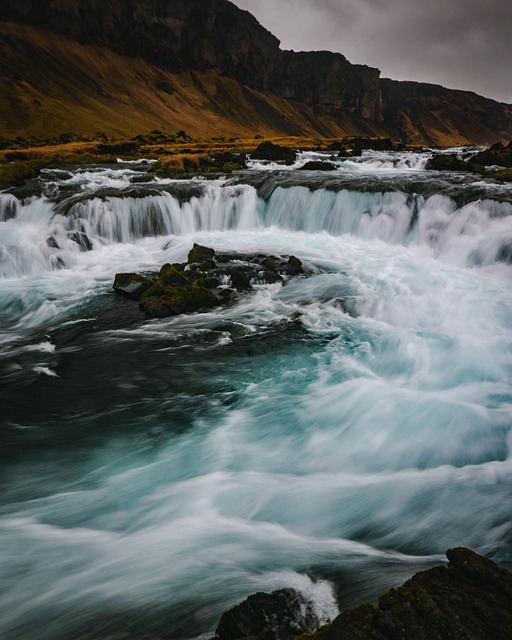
[232,0,512,103]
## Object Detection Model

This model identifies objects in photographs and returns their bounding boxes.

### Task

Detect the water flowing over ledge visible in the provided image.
[1,150,511,639]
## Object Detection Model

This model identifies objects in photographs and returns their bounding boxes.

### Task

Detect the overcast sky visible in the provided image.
[232,0,511,104]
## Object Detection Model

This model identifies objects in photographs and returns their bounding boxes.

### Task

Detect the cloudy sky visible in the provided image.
[232,0,511,104]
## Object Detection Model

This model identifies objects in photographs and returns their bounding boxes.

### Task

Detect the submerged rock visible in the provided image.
[294,548,512,640]
[213,588,321,640]
[113,245,306,318]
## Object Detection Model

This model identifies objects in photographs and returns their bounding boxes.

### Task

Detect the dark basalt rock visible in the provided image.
[213,588,321,640]
[68,231,93,251]
[251,142,297,165]
[113,245,306,318]
[425,153,471,171]
[188,243,216,264]
[113,273,154,300]
[294,548,512,640]
[471,142,512,167]
[299,161,337,171]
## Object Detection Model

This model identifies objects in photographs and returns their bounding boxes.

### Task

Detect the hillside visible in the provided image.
[1,0,512,145]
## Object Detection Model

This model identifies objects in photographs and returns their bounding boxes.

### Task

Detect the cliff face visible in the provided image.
[0,0,381,123]
[380,79,512,146]
[1,0,511,144]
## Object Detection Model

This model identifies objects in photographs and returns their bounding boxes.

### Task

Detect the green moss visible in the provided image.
[188,243,216,264]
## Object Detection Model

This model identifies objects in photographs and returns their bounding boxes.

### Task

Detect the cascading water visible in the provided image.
[1,150,511,640]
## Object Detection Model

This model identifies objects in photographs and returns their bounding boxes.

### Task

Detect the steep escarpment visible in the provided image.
[380,79,512,146]
[0,0,381,124]
[1,0,512,144]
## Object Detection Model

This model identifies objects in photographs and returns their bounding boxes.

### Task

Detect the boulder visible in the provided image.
[213,588,321,640]
[251,142,297,165]
[188,243,216,264]
[68,231,93,251]
[113,246,306,318]
[113,273,154,299]
[299,161,337,171]
[295,548,512,640]
[425,153,471,171]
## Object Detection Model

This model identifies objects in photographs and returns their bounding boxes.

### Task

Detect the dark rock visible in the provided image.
[299,161,337,171]
[231,267,251,290]
[68,231,93,251]
[201,152,248,173]
[251,142,297,165]
[97,141,139,155]
[285,256,304,276]
[114,246,309,318]
[296,548,512,640]
[214,588,321,640]
[113,273,154,299]
[188,243,216,264]
[46,236,60,249]
[159,263,192,286]
[142,285,220,318]
[471,144,512,168]
[5,151,29,161]
[425,153,471,171]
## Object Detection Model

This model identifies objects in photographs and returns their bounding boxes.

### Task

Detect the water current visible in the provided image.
[1,149,511,639]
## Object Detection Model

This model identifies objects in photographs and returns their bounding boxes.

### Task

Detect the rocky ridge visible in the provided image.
[1,0,512,144]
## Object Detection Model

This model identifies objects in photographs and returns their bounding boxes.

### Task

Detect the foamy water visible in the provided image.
[1,151,511,639]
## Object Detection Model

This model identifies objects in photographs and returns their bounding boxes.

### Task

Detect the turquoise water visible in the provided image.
[1,152,512,639]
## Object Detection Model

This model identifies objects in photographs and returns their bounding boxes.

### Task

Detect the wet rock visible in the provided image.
[230,267,251,290]
[213,588,321,640]
[295,548,512,640]
[251,142,297,165]
[188,243,216,264]
[68,231,93,251]
[113,273,154,299]
[142,285,220,318]
[471,142,512,168]
[114,246,306,318]
[159,263,193,286]
[285,256,304,276]
[299,161,337,171]
[46,236,60,249]
[425,153,471,171]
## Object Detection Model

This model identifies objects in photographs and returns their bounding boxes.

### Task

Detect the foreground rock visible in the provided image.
[212,588,321,640]
[211,549,512,640]
[113,244,305,318]
[297,548,512,640]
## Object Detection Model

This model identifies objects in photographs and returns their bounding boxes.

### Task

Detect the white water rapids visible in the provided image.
[0,150,511,639]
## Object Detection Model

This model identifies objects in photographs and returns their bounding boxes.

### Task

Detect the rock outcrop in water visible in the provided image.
[214,549,512,640]
[212,588,322,640]
[113,244,305,318]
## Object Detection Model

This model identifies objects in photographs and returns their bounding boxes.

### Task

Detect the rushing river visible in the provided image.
[1,149,512,639]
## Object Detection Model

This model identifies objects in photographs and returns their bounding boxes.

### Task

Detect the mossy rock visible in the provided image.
[113,273,155,299]
[425,153,470,171]
[285,256,304,275]
[188,243,216,263]
[231,268,251,289]
[158,263,193,286]
[142,284,220,318]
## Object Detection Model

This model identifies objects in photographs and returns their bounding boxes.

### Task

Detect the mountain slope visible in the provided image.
[1,0,512,145]
[0,22,388,140]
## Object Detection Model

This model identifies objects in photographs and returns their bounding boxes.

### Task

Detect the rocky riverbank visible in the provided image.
[210,548,512,640]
